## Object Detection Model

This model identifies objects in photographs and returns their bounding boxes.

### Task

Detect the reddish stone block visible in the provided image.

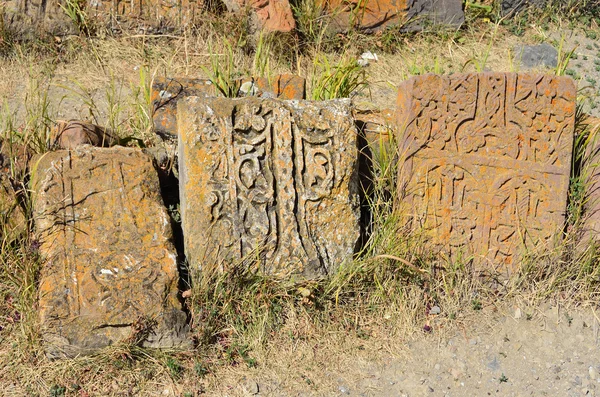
[397,73,576,269]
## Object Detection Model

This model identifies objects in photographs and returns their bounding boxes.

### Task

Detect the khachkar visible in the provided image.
[33,147,189,358]
[397,73,576,269]
[178,97,361,278]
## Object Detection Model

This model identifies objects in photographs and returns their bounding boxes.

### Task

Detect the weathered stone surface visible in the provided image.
[2,0,203,36]
[321,0,463,32]
[33,146,189,358]
[0,141,29,242]
[397,73,576,268]
[220,0,295,32]
[501,0,547,16]
[178,97,360,278]
[152,77,217,138]
[406,0,464,28]
[353,105,394,155]
[51,120,120,149]
[152,75,306,136]
[323,0,409,32]
[579,116,600,246]
[514,44,558,70]
[239,74,306,100]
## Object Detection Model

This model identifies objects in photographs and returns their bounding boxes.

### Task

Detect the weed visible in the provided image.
[291,0,330,52]
[201,40,241,98]
[463,24,498,72]
[59,0,94,36]
[166,357,184,379]
[499,373,508,383]
[252,32,272,78]
[49,385,66,397]
[555,36,577,76]
[194,362,209,377]
[310,54,368,100]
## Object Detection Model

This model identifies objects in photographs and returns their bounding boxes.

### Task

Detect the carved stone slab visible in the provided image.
[33,147,189,358]
[397,73,576,268]
[178,97,360,278]
[579,116,600,247]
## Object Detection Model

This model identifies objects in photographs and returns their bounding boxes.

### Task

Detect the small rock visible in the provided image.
[357,51,378,67]
[514,43,558,69]
[434,363,441,371]
[450,367,463,380]
[514,307,522,319]
[239,81,259,96]
[469,338,478,345]
[429,306,441,315]
[338,385,350,395]
[487,357,500,372]
[590,366,598,381]
[51,120,120,149]
[242,380,259,395]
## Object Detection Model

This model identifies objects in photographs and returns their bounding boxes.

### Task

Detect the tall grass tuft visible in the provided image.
[310,54,368,100]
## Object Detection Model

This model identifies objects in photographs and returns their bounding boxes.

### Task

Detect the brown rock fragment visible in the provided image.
[578,115,600,247]
[178,97,360,278]
[0,140,30,242]
[397,73,576,270]
[151,77,217,138]
[33,146,189,358]
[51,120,120,149]
[319,0,464,32]
[321,0,409,31]
[220,0,296,32]
[239,74,306,99]
[272,74,306,100]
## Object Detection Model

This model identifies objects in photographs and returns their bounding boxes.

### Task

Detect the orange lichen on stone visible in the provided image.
[33,146,189,358]
[397,73,576,270]
[178,97,360,278]
[273,74,306,100]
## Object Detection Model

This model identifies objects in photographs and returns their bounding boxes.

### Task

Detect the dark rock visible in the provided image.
[514,43,558,69]
[502,0,548,16]
[407,0,465,28]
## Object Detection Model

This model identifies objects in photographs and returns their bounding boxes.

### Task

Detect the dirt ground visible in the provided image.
[197,303,600,397]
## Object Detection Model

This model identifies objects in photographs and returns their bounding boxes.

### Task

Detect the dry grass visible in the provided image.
[0,5,600,396]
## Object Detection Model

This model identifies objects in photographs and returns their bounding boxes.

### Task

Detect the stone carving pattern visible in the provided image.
[37,152,176,333]
[187,99,350,276]
[399,74,574,266]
